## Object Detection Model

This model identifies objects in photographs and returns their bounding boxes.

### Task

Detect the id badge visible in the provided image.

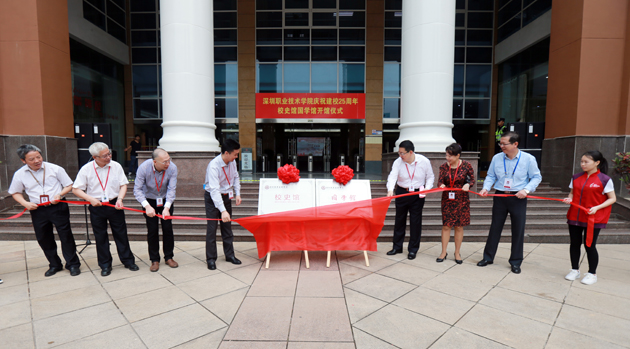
[409,186,415,192]
[448,192,455,200]
[156,198,163,207]
[503,178,513,189]
[101,195,109,203]
[228,190,234,199]
[40,195,50,204]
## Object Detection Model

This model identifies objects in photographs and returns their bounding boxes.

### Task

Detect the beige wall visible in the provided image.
[365,0,384,163]
[238,0,257,154]
[0,0,73,138]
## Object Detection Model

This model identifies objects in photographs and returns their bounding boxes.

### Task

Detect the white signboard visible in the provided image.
[258,179,316,215]
[241,152,252,171]
[315,179,371,207]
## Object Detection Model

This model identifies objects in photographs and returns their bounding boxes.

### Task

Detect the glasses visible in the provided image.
[498,143,513,147]
[96,152,112,158]
[157,160,171,165]
[398,151,409,156]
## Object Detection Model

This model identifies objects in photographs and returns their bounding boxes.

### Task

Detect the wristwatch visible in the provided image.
[523,189,530,194]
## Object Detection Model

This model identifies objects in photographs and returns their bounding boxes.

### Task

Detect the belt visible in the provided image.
[396,185,419,192]
[494,190,518,194]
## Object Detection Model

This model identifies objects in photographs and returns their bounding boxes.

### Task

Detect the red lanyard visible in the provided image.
[93,162,110,193]
[153,168,165,192]
[405,162,417,183]
[448,161,461,189]
[222,166,231,186]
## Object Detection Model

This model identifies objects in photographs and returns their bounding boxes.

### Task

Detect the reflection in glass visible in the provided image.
[467,12,493,29]
[215,30,238,45]
[385,29,401,45]
[132,65,158,98]
[132,31,157,47]
[340,63,364,93]
[215,47,238,62]
[257,12,282,27]
[453,65,464,97]
[384,63,401,97]
[256,46,282,62]
[215,64,238,97]
[465,65,492,97]
[339,11,365,27]
[257,64,282,92]
[313,12,336,26]
[284,29,310,44]
[285,12,309,26]
[311,46,337,61]
[284,46,310,61]
[215,98,238,118]
[312,29,337,44]
[339,29,365,44]
[339,46,365,62]
[464,99,490,119]
[383,98,400,118]
[311,64,337,92]
[467,30,493,46]
[453,100,463,118]
[214,12,237,28]
[257,29,282,45]
[134,99,159,118]
[284,63,310,93]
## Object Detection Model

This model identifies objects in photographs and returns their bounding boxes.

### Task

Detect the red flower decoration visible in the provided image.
[277,164,300,184]
[332,165,354,185]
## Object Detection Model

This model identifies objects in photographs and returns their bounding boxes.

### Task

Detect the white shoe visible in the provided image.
[0,278,3,284]
[581,273,597,285]
[565,269,580,281]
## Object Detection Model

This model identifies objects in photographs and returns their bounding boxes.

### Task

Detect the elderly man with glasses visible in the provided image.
[477,131,542,274]
[8,144,81,277]
[386,140,435,260]
[133,148,179,272]
[73,142,138,277]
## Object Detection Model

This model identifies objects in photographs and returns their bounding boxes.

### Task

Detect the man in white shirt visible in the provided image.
[73,142,138,277]
[8,144,81,277]
[386,140,435,260]
[204,139,242,270]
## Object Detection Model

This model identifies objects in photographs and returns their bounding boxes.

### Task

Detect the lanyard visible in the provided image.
[222,166,231,186]
[153,168,165,193]
[405,162,417,183]
[448,161,461,189]
[503,154,521,177]
[27,165,46,194]
[93,162,111,194]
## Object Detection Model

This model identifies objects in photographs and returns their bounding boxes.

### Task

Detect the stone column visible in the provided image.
[159,0,220,151]
[397,0,456,152]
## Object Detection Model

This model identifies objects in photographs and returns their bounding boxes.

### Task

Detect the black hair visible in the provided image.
[17,144,42,160]
[135,134,140,138]
[399,140,414,153]
[222,139,241,154]
[582,150,608,174]
[445,143,462,156]
[502,131,520,145]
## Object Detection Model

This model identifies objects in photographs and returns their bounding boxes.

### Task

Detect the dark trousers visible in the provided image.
[483,193,527,267]
[205,191,235,261]
[143,199,175,262]
[29,202,80,269]
[393,185,425,253]
[129,155,138,174]
[88,199,135,269]
[569,224,601,274]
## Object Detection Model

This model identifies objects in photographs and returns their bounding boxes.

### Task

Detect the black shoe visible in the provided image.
[101,267,112,277]
[455,259,463,265]
[387,249,403,256]
[511,265,521,274]
[125,264,139,271]
[477,259,493,267]
[436,253,448,263]
[207,260,216,270]
[226,256,242,265]
[408,252,416,260]
[44,266,63,277]
[69,266,81,276]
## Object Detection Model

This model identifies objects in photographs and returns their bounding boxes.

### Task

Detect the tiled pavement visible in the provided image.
[1,240,630,348]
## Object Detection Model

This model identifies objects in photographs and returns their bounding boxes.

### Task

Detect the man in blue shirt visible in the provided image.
[477,132,542,274]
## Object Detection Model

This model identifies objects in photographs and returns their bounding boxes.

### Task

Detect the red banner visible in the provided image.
[256,93,365,119]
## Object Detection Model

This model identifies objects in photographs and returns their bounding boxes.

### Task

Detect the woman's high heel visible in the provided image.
[436,253,448,263]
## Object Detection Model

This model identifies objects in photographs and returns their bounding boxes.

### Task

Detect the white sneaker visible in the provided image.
[0,278,3,284]
[581,273,597,285]
[565,270,580,281]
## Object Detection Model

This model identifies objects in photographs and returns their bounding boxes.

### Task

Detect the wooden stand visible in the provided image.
[364,251,370,267]
[304,250,310,268]
[326,251,331,267]
[265,252,270,269]
[265,250,369,268]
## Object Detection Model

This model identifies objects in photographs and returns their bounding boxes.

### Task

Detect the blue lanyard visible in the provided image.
[503,153,521,177]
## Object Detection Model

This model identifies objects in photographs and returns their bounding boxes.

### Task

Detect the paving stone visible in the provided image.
[429,327,510,349]
[0,259,27,274]
[262,251,303,271]
[174,328,227,349]
[224,296,293,341]
[393,286,475,325]
[343,288,387,324]
[158,259,219,284]
[300,250,339,270]
[554,304,630,347]
[54,325,146,349]
[564,285,630,321]
[227,262,262,285]
[376,262,439,286]
[216,251,262,271]
[31,284,111,320]
[296,271,343,298]
[247,270,298,297]
[345,273,416,302]
[352,327,397,349]
[545,327,626,349]
[0,300,31,331]
[456,304,552,349]
[178,272,248,301]
[29,271,100,299]
[497,272,571,302]
[289,297,353,342]
[101,272,172,300]
[0,269,27,285]
[219,341,286,349]
[201,287,249,324]
[0,283,29,307]
[115,285,196,322]
[338,262,372,285]
[0,323,34,349]
[479,286,562,325]
[288,342,355,348]
[354,305,450,348]
[132,303,226,349]
[421,273,494,302]
[339,253,397,272]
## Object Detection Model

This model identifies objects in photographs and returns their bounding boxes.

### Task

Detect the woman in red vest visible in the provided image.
[562,150,616,285]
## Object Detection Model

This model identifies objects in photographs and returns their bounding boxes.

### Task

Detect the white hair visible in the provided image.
[89,142,110,156]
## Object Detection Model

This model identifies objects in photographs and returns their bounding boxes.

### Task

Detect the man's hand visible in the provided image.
[515,189,528,199]
[235,195,242,206]
[115,199,124,210]
[163,207,170,218]
[221,211,231,222]
[387,190,394,197]
[439,184,446,189]
[25,202,39,211]
[51,195,62,205]
[479,189,488,197]
[88,197,102,206]
[145,205,156,217]
[462,184,470,192]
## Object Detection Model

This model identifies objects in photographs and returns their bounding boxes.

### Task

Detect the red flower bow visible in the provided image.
[332,165,354,185]
[277,164,300,184]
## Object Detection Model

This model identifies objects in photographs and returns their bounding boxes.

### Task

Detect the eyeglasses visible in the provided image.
[398,151,409,156]
[498,143,513,147]
[157,160,171,165]
[96,152,112,158]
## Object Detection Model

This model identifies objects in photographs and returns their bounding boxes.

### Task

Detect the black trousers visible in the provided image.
[205,191,235,261]
[29,202,80,269]
[88,199,135,269]
[392,185,425,253]
[143,199,175,262]
[483,193,528,267]
[569,224,601,274]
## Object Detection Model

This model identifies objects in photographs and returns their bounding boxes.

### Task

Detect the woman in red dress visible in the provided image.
[437,143,475,264]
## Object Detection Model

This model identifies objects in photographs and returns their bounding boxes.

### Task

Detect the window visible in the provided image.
[498,0,552,42]
[83,0,127,43]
